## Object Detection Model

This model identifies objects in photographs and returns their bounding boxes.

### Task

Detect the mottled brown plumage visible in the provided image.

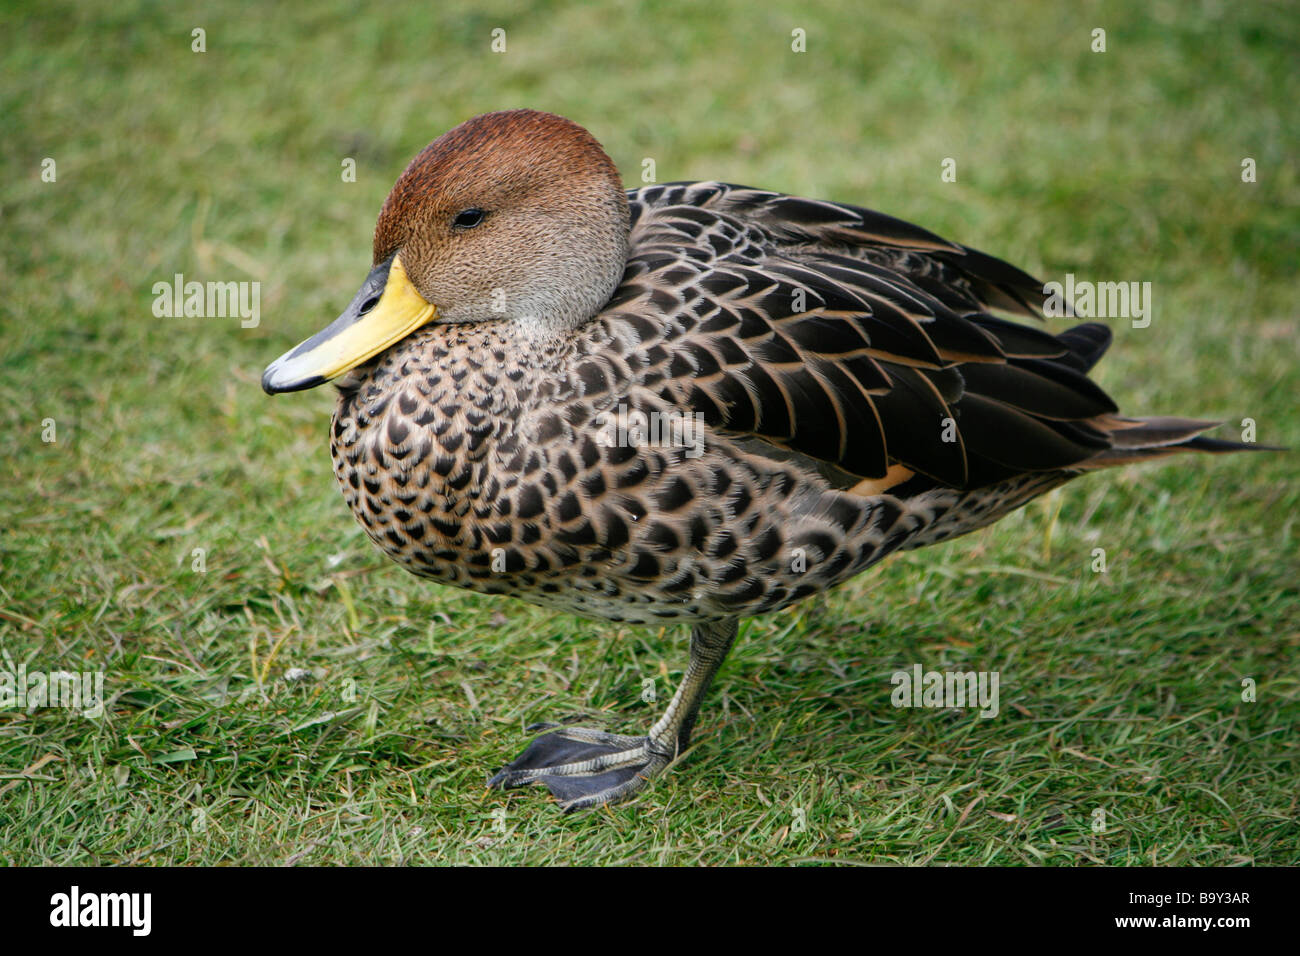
[265,109,1255,810]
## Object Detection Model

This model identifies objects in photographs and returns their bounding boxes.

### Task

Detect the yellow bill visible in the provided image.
[262,254,436,393]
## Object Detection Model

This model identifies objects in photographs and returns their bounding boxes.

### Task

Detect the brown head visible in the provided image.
[263,110,629,393]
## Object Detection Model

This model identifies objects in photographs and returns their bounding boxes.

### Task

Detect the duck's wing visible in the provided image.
[594,181,1135,491]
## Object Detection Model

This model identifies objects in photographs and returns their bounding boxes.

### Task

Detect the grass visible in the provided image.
[1,0,1297,865]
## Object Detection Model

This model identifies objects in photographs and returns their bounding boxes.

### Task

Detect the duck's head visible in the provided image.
[262,109,629,394]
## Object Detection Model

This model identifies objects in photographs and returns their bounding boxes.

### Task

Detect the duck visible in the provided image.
[262,109,1255,810]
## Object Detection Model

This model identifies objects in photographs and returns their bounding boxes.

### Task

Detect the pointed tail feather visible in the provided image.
[1075,416,1279,470]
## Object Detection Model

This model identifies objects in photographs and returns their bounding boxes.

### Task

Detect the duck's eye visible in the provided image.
[453,208,485,229]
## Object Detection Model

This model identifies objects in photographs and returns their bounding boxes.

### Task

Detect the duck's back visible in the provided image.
[593,182,1114,492]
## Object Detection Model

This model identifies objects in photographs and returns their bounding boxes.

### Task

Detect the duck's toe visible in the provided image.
[487,726,672,810]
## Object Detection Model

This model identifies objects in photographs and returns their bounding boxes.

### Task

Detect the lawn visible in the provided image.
[1,0,1297,865]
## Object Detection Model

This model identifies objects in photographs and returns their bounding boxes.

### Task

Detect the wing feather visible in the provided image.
[599,182,1125,489]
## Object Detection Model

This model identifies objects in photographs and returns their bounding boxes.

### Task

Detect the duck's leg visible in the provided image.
[487,618,739,810]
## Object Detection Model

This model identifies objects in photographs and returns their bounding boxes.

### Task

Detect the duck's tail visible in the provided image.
[901,413,1271,552]
[894,322,1273,552]
[1045,321,1277,469]
[1073,414,1275,470]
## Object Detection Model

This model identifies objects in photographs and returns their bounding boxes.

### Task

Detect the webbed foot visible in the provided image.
[487,620,739,812]
[487,725,672,810]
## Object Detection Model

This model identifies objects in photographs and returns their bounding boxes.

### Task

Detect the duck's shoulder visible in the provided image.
[626,181,1049,317]
[628,180,962,248]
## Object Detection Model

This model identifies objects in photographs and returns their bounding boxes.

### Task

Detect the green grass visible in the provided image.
[2,0,1297,865]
